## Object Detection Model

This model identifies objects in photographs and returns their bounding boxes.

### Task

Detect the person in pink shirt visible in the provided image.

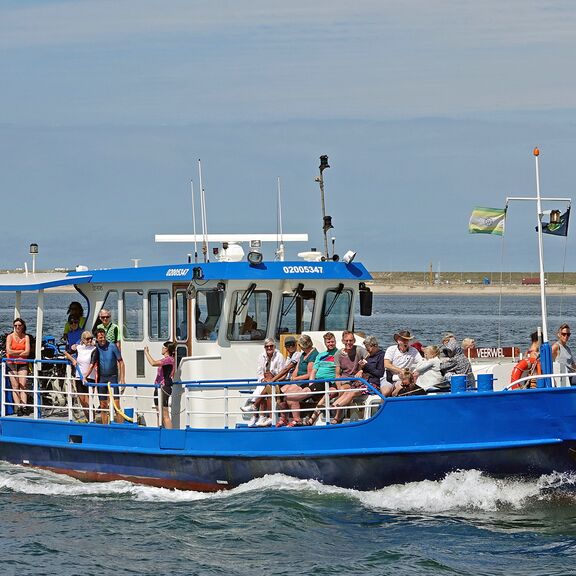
[144,341,176,428]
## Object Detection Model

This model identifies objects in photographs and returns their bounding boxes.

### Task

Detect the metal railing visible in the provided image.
[0,360,385,429]
[0,357,164,425]
[181,376,385,429]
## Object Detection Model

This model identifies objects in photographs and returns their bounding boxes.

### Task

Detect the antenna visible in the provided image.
[198,159,209,262]
[276,177,285,261]
[191,180,198,263]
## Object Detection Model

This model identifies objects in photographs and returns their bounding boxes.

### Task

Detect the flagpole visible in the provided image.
[534,147,553,386]
[534,148,548,343]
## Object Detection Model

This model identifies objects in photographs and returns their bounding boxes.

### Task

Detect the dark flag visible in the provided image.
[539,207,570,237]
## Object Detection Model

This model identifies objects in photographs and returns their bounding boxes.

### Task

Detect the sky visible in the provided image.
[1,0,576,273]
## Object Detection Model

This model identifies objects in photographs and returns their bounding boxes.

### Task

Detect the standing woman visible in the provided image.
[64,330,96,420]
[6,318,31,415]
[144,341,176,428]
[552,323,576,386]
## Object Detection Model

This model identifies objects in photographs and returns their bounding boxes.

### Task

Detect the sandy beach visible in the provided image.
[367,282,575,296]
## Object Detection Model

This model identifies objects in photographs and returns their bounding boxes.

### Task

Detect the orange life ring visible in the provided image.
[510,356,541,389]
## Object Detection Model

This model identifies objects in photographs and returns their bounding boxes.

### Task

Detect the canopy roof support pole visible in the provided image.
[14,292,21,319]
[35,290,44,360]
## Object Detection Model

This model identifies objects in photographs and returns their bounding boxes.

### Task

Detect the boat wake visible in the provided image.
[1,461,575,511]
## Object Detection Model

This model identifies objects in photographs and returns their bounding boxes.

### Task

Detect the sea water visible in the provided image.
[1,293,576,576]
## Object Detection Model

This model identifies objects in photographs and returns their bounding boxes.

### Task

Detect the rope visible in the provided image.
[107,382,135,423]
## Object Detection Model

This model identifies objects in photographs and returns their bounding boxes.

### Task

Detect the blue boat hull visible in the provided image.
[1,387,576,491]
[0,438,574,491]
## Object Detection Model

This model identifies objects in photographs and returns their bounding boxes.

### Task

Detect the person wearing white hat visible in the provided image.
[383,330,421,396]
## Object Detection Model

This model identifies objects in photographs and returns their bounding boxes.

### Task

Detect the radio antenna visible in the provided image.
[198,159,209,262]
[190,180,198,263]
[275,177,285,261]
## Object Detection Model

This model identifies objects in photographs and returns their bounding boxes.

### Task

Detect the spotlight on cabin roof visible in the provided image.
[247,239,263,266]
[342,250,356,264]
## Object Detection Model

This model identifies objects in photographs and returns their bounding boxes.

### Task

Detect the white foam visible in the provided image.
[356,469,545,513]
[1,461,576,509]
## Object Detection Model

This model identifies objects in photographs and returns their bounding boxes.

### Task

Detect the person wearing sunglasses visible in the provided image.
[62,301,86,339]
[6,318,31,415]
[64,331,96,420]
[552,324,576,386]
[95,308,121,349]
[242,338,285,427]
[64,315,83,353]
[87,328,125,424]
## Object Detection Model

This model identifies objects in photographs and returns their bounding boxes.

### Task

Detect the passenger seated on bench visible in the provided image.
[392,369,419,396]
[440,332,474,388]
[274,336,302,427]
[242,338,286,427]
[411,345,443,393]
[304,332,339,426]
[383,330,420,397]
[279,335,318,426]
[335,331,367,388]
[358,336,385,390]
[461,337,476,356]
[329,335,381,425]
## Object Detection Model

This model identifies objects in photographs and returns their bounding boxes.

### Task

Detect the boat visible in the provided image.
[1,151,576,492]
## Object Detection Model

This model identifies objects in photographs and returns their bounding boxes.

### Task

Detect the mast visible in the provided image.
[316,155,332,260]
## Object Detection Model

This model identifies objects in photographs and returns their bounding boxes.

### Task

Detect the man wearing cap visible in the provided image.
[383,330,421,396]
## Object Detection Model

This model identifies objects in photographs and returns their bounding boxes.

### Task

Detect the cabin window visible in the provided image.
[276,288,316,337]
[122,290,144,341]
[320,286,353,331]
[196,289,224,341]
[227,285,271,341]
[149,290,170,341]
[175,290,188,341]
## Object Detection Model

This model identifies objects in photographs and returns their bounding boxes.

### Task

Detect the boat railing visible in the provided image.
[1,359,386,429]
[0,357,163,425]
[180,376,385,429]
[505,371,576,390]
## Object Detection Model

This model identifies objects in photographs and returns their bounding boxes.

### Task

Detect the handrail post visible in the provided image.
[65,363,73,421]
[133,386,138,426]
[32,360,39,419]
[270,384,276,426]
[323,382,331,423]
[88,383,94,423]
[185,384,190,429]
[158,386,163,427]
[224,386,229,429]
[1,360,5,418]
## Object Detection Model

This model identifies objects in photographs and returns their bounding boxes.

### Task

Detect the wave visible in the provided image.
[1,461,575,512]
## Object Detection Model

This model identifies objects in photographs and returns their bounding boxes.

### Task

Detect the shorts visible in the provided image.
[154,386,172,407]
[310,381,333,394]
[97,375,119,401]
[74,378,94,394]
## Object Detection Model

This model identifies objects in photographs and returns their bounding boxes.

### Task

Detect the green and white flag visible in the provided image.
[469,207,507,235]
